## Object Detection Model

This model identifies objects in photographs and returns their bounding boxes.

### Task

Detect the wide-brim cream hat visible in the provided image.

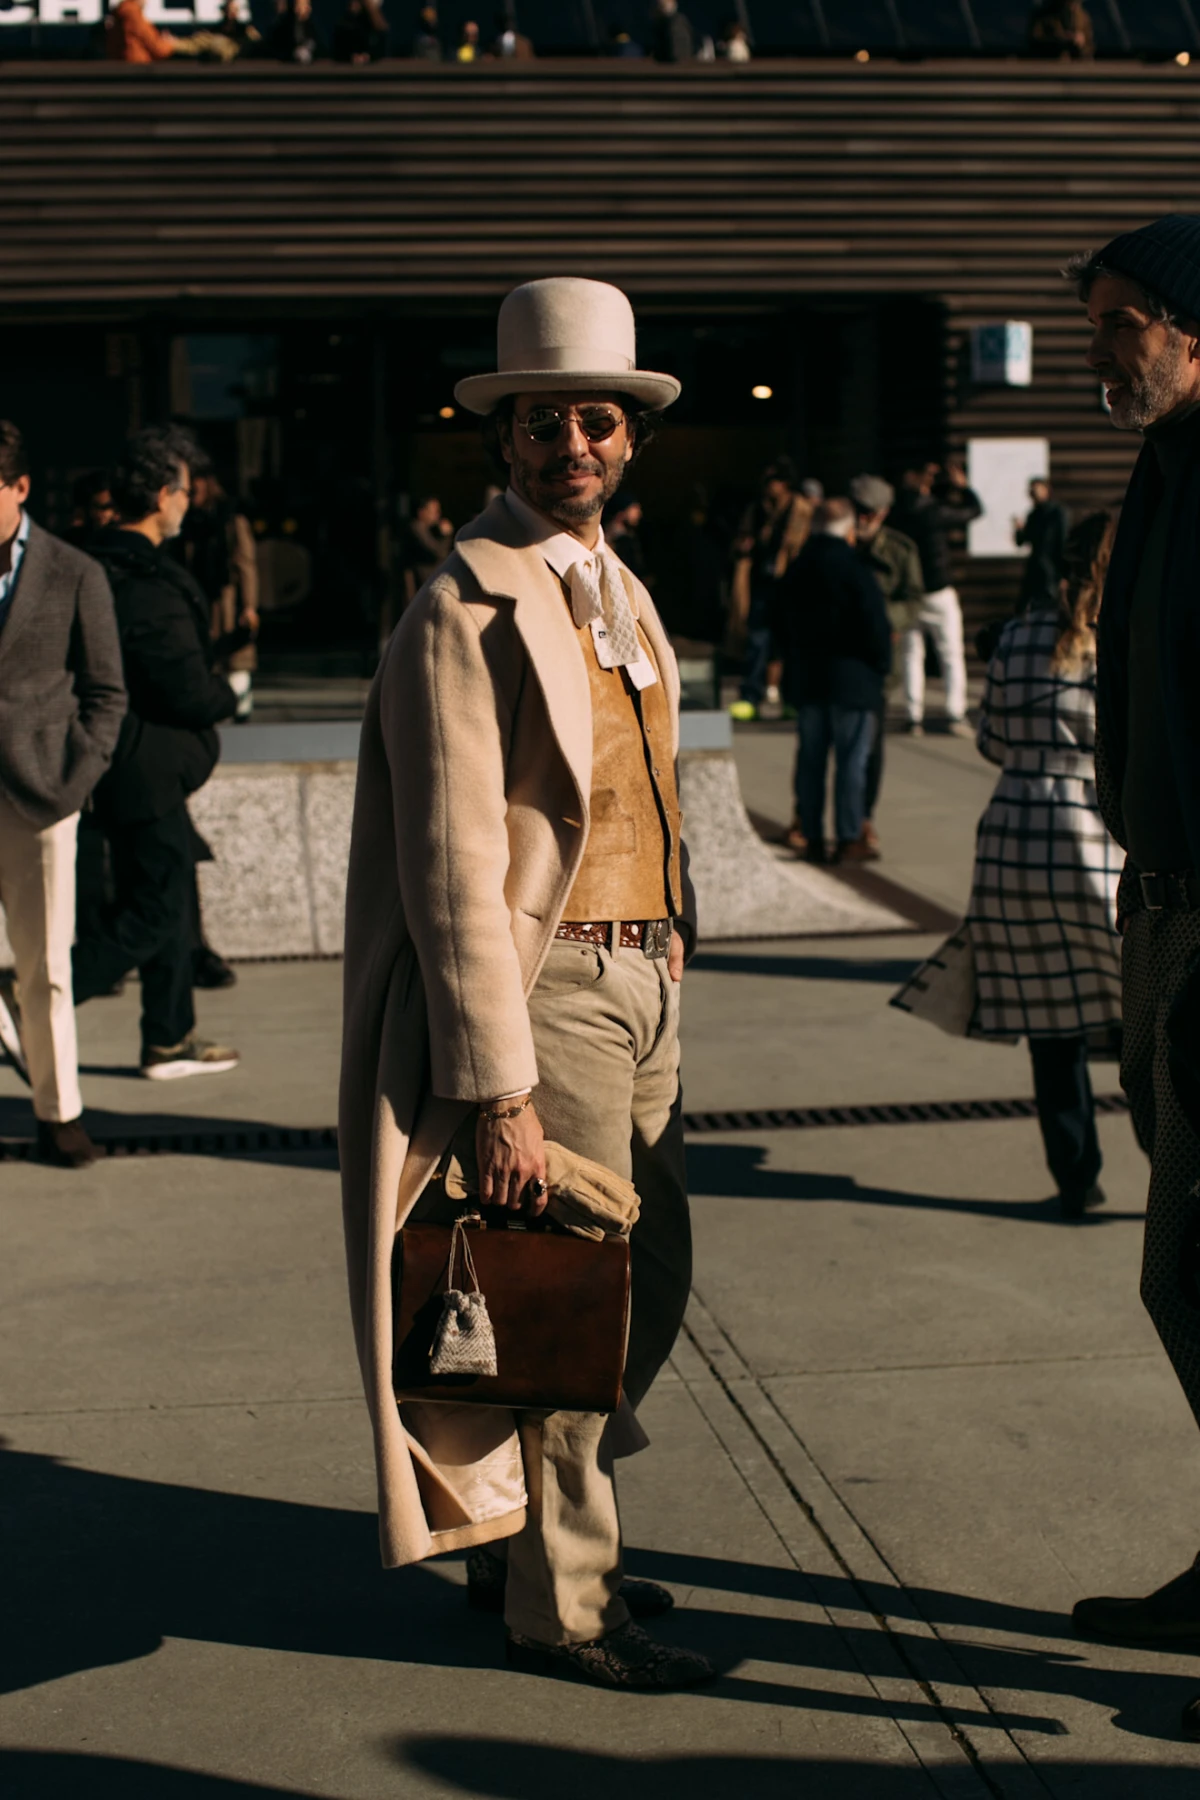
[454,277,682,415]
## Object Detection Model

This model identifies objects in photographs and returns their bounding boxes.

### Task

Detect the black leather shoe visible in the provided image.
[1074,1555,1200,1642]
[192,947,237,990]
[1059,1182,1106,1221]
[506,1621,716,1691]
[37,1118,99,1169]
[467,1549,674,1620]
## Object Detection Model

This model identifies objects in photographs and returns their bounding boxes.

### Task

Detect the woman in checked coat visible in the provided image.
[894,511,1123,1217]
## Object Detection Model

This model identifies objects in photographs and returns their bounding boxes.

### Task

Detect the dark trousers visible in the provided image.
[1028,1035,1101,1198]
[864,694,887,821]
[793,704,876,847]
[739,583,775,705]
[73,801,196,1053]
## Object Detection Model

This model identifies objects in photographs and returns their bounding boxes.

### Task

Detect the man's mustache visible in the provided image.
[534,456,604,479]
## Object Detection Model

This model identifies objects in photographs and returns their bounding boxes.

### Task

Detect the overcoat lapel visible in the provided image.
[454,501,593,813]
[0,519,47,674]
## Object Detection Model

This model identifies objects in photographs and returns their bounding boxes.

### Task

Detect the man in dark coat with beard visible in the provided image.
[1065,215,1200,1741]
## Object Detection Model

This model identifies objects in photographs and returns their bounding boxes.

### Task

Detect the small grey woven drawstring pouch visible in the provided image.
[429,1217,498,1377]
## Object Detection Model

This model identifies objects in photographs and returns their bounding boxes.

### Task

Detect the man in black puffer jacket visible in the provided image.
[76,427,242,1081]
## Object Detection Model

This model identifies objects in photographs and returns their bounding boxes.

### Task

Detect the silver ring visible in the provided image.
[529,1177,547,1200]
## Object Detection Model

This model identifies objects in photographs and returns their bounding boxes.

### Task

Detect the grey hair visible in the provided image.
[1064,251,1188,326]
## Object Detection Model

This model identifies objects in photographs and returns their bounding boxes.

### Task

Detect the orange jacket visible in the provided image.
[106,1,175,62]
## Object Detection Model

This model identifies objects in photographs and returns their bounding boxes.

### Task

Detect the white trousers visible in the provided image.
[901,585,967,724]
[0,793,82,1122]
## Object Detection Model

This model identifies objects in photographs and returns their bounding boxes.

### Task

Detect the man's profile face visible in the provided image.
[89,489,116,529]
[1029,479,1050,505]
[763,477,789,506]
[0,473,30,543]
[416,498,441,527]
[1086,272,1200,430]
[160,470,192,540]
[501,389,632,530]
[855,505,887,542]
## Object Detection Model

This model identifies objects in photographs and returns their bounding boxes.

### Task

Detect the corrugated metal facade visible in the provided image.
[3,58,1197,595]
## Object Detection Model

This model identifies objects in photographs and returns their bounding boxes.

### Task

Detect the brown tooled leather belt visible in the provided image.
[555,918,673,958]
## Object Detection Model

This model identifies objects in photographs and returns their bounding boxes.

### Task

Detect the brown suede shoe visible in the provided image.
[839,832,881,864]
[37,1118,98,1169]
[506,1620,717,1691]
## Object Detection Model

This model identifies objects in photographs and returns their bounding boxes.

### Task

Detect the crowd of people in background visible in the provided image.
[93,0,1114,68]
[400,446,1080,879]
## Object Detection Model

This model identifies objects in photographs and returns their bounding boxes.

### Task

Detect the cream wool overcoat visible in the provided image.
[339,494,697,1570]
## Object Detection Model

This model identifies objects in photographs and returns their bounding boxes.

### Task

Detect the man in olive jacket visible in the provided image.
[849,473,925,859]
[0,420,126,1167]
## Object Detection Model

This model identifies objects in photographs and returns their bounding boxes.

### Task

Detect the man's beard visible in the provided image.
[511,447,626,526]
[1107,352,1192,431]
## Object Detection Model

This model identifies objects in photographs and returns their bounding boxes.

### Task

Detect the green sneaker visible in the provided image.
[140,1035,240,1081]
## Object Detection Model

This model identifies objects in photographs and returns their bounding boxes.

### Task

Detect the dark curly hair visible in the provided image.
[111,425,196,523]
[0,420,30,487]
[480,394,663,487]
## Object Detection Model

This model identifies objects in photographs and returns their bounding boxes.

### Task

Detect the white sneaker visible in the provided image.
[947,719,976,739]
[140,1035,240,1081]
[229,670,254,722]
[0,974,30,1085]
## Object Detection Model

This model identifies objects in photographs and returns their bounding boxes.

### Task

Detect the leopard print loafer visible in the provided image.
[505,1620,716,1691]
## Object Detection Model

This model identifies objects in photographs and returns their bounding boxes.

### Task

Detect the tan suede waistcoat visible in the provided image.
[562,614,683,923]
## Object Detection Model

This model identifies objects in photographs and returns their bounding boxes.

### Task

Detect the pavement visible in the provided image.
[3,725,1200,1797]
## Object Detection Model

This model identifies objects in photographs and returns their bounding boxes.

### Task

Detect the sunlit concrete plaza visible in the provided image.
[3,724,1197,1799]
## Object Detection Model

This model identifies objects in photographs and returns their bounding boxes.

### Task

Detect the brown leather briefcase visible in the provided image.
[393,1213,630,1414]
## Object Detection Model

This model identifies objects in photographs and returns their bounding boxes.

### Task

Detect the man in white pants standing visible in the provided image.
[0,421,127,1166]
[893,459,983,738]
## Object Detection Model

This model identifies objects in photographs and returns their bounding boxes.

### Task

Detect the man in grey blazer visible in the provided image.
[0,421,127,1166]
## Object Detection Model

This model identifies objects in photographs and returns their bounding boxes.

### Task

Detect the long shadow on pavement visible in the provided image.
[686,1142,1145,1226]
[398,1737,1200,1800]
[0,1096,337,1170]
[1,1444,1190,1756]
[0,1753,325,1799]
[626,1547,1199,1750]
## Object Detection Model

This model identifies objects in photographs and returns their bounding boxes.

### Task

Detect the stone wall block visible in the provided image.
[302,766,357,955]
[190,768,315,957]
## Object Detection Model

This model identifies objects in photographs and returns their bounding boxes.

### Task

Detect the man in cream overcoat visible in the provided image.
[340,278,715,1690]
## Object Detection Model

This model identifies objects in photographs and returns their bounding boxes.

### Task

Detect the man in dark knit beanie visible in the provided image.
[1067,217,1200,1735]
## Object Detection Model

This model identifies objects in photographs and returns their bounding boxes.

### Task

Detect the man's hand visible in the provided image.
[667,928,686,985]
[476,1098,547,1214]
[239,608,260,634]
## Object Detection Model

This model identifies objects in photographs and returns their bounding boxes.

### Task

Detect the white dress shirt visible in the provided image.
[505,488,657,690]
[0,509,31,633]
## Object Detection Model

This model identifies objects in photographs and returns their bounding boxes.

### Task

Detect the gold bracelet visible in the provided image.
[479,1094,533,1123]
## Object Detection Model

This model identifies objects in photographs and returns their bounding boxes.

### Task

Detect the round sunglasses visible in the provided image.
[515,405,625,446]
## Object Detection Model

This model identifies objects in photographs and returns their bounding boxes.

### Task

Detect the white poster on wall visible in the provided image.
[966,436,1049,558]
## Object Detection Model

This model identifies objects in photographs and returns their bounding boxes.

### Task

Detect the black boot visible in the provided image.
[1074,1554,1200,1642]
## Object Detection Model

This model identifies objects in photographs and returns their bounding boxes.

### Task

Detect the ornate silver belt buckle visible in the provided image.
[641,918,672,959]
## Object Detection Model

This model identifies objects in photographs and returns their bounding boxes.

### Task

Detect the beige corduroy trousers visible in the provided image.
[0,792,82,1123]
[416,937,692,1645]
